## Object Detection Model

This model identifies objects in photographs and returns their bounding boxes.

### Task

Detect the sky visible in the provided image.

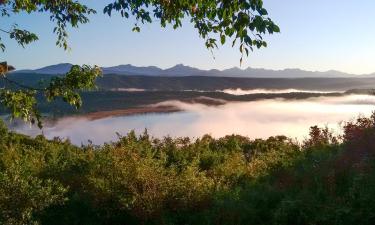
[1,0,375,74]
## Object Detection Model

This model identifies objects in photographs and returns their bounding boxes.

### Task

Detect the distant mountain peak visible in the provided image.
[13,63,372,78]
[15,63,73,74]
[167,64,193,69]
[163,64,205,76]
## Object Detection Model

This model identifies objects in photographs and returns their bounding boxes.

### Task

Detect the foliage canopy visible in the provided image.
[1,113,375,224]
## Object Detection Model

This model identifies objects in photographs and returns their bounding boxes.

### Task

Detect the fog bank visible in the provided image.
[10,94,375,145]
[221,88,339,95]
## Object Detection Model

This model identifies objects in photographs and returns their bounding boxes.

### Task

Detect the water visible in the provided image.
[9,94,375,145]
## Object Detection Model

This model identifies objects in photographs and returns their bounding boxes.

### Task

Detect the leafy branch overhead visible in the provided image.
[0,64,101,128]
[0,0,279,58]
[104,0,280,62]
[0,0,279,127]
[0,0,95,50]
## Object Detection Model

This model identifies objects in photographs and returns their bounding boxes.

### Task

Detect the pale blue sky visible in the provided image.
[1,0,375,74]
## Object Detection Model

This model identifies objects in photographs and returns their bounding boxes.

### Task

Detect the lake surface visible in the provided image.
[10,94,375,145]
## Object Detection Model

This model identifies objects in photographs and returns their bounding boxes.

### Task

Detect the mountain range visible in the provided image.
[13,63,375,78]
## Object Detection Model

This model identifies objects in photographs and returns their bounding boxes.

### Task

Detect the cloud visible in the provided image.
[11,94,375,145]
[220,88,340,95]
[110,88,146,92]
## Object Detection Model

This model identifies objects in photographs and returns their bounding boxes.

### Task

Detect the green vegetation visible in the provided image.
[0,66,101,127]
[2,113,375,224]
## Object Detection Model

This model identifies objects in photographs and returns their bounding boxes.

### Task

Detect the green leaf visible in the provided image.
[132,26,141,32]
[220,35,226,45]
[273,25,281,33]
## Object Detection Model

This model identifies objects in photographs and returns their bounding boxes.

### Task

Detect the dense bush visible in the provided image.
[1,113,375,224]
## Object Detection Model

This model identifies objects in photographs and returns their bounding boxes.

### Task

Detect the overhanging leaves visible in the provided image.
[0,65,102,128]
[104,0,280,62]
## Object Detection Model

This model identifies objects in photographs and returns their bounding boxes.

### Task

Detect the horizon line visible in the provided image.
[15,62,374,76]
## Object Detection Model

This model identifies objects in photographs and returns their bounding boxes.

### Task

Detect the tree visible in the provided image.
[0,0,279,127]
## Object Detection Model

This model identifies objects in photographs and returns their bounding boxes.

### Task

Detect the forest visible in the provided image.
[1,112,375,225]
[5,73,375,91]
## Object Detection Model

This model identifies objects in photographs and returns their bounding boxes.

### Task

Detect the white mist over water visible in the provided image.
[221,88,339,95]
[110,88,146,92]
[10,94,375,145]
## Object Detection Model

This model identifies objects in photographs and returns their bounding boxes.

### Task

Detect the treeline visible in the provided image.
[7,73,375,91]
[1,114,375,224]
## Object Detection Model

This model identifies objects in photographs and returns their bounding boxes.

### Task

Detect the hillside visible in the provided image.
[6,73,375,91]
[3,73,375,117]
[97,75,375,91]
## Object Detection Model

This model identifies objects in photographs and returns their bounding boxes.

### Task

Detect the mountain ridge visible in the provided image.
[13,63,374,78]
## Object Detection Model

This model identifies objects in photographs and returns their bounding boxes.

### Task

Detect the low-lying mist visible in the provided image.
[10,94,375,145]
[221,88,339,95]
